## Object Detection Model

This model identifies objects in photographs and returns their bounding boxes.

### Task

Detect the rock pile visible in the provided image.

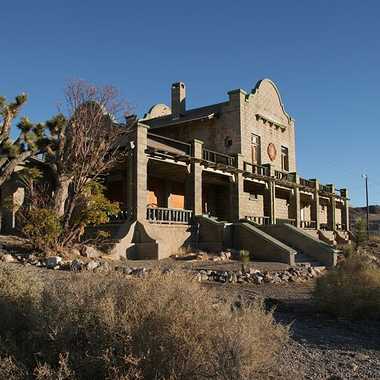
[1,251,325,286]
[194,264,325,285]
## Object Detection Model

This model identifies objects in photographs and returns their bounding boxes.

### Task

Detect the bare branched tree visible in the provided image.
[45,80,130,228]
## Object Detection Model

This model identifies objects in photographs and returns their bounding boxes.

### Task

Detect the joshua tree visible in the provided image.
[0,94,47,186]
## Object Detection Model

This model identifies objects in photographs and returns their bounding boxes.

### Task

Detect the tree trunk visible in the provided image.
[53,176,71,217]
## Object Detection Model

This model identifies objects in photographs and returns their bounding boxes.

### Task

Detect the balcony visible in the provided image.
[300,178,315,189]
[300,220,317,229]
[319,184,333,193]
[276,218,296,226]
[146,206,193,224]
[147,133,192,158]
[243,162,270,177]
[245,215,270,225]
[202,148,236,168]
[274,170,296,183]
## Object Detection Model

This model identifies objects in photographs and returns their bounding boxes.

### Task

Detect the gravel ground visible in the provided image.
[0,234,379,379]
[209,282,380,379]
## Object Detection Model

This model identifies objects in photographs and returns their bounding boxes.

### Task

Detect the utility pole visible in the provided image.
[362,174,369,237]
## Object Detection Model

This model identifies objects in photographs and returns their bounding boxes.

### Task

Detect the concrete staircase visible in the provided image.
[261,224,338,267]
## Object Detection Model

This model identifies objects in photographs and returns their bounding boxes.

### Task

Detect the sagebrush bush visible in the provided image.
[314,254,380,320]
[22,208,62,253]
[0,267,287,379]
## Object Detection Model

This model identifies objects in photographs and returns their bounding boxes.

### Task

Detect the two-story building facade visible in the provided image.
[100,79,349,264]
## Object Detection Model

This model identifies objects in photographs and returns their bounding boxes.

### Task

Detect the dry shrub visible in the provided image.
[0,267,43,337]
[0,268,287,379]
[0,355,27,380]
[314,254,380,319]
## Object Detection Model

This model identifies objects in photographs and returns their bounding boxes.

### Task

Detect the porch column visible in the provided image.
[129,123,148,221]
[328,184,336,231]
[341,188,350,231]
[313,179,320,230]
[263,164,276,224]
[190,139,203,216]
[231,154,244,222]
[294,175,301,228]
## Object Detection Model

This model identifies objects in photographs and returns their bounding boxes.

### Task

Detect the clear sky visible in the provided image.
[1,1,379,206]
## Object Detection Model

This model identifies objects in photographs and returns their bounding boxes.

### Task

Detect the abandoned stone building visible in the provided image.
[99,78,350,266]
[1,79,350,266]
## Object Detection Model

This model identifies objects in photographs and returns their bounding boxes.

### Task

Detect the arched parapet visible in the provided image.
[142,103,171,120]
[247,78,294,127]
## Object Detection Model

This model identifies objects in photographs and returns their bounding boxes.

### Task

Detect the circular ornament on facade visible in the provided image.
[267,143,277,161]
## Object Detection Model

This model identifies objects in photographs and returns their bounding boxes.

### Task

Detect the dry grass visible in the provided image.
[314,254,380,320]
[0,268,288,379]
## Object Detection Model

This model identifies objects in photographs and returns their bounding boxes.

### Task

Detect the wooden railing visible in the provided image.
[300,178,315,189]
[146,207,193,224]
[108,210,129,223]
[276,218,296,226]
[243,162,270,176]
[274,170,296,183]
[202,148,236,167]
[300,220,317,229]
[245,215,271,225]
[319,184,332,193]
[147,133,192,156]
[320,223,330,230]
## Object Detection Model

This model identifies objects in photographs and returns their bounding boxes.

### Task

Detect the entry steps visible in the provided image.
[196,216,337,267]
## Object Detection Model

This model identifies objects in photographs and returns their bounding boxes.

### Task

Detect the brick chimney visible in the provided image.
[171,82,186,117]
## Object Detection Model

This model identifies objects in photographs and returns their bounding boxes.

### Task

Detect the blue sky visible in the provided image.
[1,1,379,206]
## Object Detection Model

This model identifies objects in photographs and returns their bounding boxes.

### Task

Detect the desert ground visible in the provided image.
[1,235,379,379]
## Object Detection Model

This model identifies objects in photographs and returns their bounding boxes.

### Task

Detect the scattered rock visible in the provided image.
[94,261,111,273]
[70,259,83,272]
[46,256,62,269]
[1,253,16,263]
[81,245,101,259]
[86,260,100,271]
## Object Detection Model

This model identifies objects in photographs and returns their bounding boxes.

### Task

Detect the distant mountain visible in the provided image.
[350,205,380,232]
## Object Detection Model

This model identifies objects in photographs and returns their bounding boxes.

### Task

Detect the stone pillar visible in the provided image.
[328,184,336,231]
[128,123,148,221]
[231,154,245,222]
[312,179,320,230]
[263,164,276,224]
[190,139,203,216]
[265,181,276,224]
[341,188,350,231]
[294,175,301,228]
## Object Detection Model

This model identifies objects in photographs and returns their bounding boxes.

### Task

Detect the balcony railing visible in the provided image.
[243,162,270,177]
[274,170,296,183]
[147,133,192,156]
[146,207,193,224]
[319,184,332,193]
[276,218,296,226]
[245,215,271,225]
[202,148,236,167]
[300,178,315,189]
[300,220,317,229]
[320,223,330,230]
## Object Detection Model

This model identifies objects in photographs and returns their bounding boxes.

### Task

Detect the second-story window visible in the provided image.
[251,134,261,165]
[281,146,289,171]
